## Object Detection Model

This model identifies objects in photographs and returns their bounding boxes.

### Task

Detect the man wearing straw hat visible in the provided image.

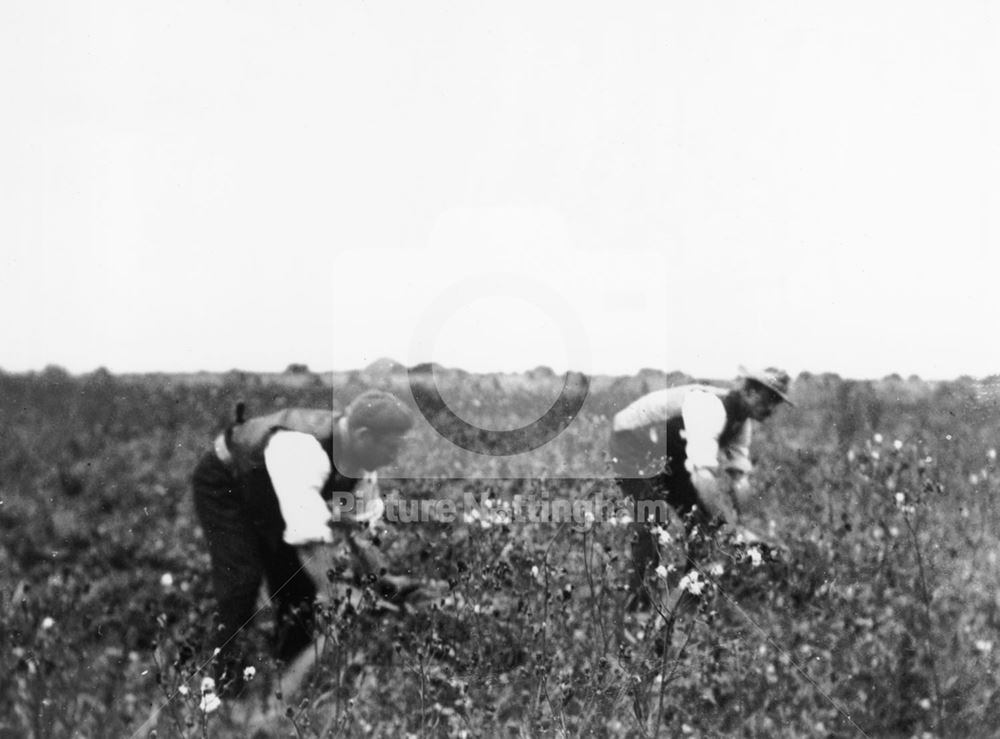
[609,367,795,609]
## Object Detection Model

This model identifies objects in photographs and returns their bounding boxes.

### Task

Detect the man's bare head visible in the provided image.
[344,390,414,469]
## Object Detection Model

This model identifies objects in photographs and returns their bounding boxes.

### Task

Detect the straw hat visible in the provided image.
[738,366,795,406]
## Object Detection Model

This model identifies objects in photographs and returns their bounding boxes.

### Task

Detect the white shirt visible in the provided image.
[262,430,385,545]
[612,385,753,476]
[681,388,752,474]
[262,431,337,546]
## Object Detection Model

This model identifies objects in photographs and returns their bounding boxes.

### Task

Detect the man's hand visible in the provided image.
[732,524,762,545]
[328,475,385,526]
[690,468,739,526]
[732,524,789,562]
[727,470,752,503]
[333,496,385,526]
[295,540,332,565]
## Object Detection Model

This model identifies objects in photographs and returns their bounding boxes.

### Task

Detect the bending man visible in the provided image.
[191,390,413,693]
[610,367,794,607]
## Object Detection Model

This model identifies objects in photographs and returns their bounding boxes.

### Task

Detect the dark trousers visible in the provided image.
[610,430,713,603]
[616,474,709,597]
[191,451,318,688]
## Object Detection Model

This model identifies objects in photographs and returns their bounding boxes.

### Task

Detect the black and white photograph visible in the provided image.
[2,2,999,737]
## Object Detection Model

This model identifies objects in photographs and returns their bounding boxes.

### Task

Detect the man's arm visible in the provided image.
[263,431,336,546]
[689,467,740,525]
[720,420,756,517]
[723,420,753,473]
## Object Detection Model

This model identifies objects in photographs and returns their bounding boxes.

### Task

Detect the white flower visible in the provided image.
[895,492,906,506]
[199,675,221,712]
[970,473,980,486]
[178,685,190,697]
[873,433,884,444]
[707,562,724,577]
[199,692,221,713]
[583,510,595,526]
[530,565,540,580]
[893,440,903,451]
[40,617,55,631]
[619,513,633,526]
[656,527,672,547]
[160,572,174,588]
[462,509,480,524]
[654,564,669,580]
[918,698,932,710]
[747,547,763,568]
[678,571,705,595]
[989,449,997,461]
[871,451,880,461]
[888,526,900,538]
[975,639,993,654]
[243,666,256,681]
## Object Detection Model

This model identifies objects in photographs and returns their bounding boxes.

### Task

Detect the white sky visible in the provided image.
[1,2,997,379]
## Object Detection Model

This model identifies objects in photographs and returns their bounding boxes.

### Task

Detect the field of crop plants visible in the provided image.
[2,367,1000,738]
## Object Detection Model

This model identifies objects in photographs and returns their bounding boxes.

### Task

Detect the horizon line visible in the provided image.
[1,362,993,385]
